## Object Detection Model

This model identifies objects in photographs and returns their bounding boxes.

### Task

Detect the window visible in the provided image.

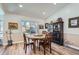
[30,22,38,34]
[0,20,3,39]
[21,20,38,34]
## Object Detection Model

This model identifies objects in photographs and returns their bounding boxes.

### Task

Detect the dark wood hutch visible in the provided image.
[47,18,64,45]
[53,18,64,45]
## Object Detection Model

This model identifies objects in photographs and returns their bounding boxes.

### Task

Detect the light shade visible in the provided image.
[43,12,46,15]
[19,4,23,8]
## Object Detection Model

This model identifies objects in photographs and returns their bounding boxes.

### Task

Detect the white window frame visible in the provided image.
[21,20,38,34]
[0,20,4,39]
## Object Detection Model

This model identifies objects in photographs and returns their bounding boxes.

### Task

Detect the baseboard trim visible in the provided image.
[3,41,24,46]
[13,41,24,44]
[65,44,79,50]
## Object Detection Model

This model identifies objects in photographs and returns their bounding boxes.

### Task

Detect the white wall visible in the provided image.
[47,3,79,48]
[0,4,5,16]
[47,3,79,34]
[0,4,5,21]
[2,14,45,45]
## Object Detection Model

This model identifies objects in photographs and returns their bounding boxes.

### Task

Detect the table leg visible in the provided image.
[33,40,36,53]
[39,41,40,51]
[50,40,51,53]
[43,40,46,55]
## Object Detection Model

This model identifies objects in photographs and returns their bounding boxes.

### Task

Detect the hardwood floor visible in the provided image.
[0,43,79,55]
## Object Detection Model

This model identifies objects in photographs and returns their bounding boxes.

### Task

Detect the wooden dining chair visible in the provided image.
[23,33,34,54]
[42,31,47,34]
[39,33,52,55]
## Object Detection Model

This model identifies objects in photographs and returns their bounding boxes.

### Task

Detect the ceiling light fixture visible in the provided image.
[43,12,46,15]
[53,3,56,5]
[19,4,23,8]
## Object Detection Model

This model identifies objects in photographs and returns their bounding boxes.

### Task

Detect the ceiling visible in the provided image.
[2,3,69,19]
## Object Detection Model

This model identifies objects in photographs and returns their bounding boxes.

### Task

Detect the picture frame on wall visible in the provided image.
[45,23,49,29]
[8,22,18,30]
[68,17,79,28]
[39,25,44,29]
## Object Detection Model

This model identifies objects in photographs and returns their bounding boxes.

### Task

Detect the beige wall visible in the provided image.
[3,15,23,45]
[64,33,79,47]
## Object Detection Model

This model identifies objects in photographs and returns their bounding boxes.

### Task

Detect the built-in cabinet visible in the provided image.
[53,20,64,45]
[47,18,64,45]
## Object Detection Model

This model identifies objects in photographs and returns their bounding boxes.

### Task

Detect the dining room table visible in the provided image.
[25,34,46,53]
[25,33,52,54]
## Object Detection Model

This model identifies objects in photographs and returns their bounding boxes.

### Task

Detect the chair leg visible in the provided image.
[33,43,36,53]
[25,48,26,54]
[24,44,27,54]
[43,45,46,55]
[50,42,51,53]
[39,43,40,51]
[25,45,27,54]
[24,43,25,49]
[31,44,32,49]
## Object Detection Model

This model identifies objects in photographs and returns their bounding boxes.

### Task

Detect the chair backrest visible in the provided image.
[23,33,32,44]
[42,31,47,34]
[23,33,27,43]
[45,33,52,40]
